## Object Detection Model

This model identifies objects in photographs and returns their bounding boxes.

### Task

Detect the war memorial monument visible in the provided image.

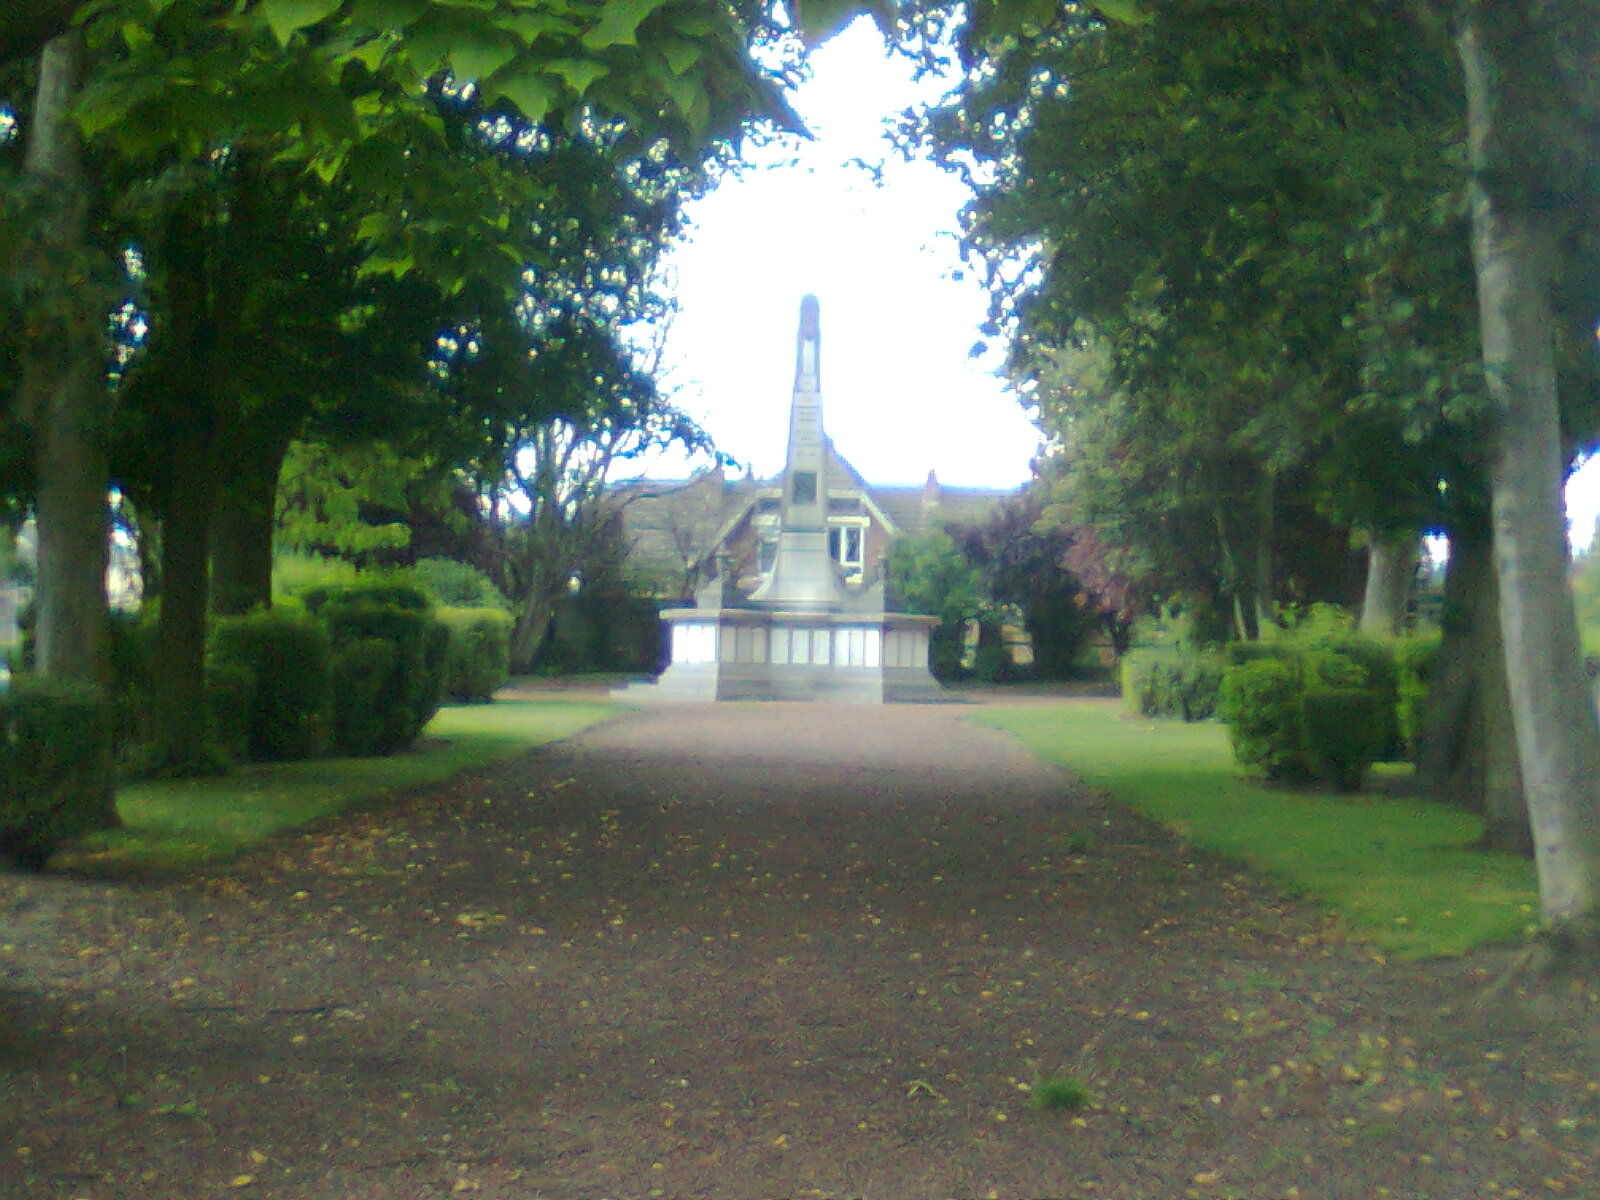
[639,295,945,703]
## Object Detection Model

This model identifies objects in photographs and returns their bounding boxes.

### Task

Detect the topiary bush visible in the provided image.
[0,677,119,867]
[311,583,447,754]
[1219,657,1314,781]
[1302,686,1388,791]
[437,606,512,703]
[327,637,399,757]
[204,658,257,765]
[207,607,332,761]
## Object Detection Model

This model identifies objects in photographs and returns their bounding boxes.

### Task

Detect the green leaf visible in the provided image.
[1090,0,1150,25]
[581,0,669,51]
[489,66,557,125]
[545,58,609,96]
[346,0,430,33]
[262,0,345,47]
[448,35,518,83]
[659,38,699,77]
[494,9,581,45]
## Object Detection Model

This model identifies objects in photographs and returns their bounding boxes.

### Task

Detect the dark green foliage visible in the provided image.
[316,584,446,754]
[438,606,511,703]
[299,580,433,615]
[1220,658,1314,781]
[1220,623,1404,786]
[1302,686,1388,791]
[328,638,400,757]
[207,608,332,761]
[1395,633,1441,754]
[538,592,663,675]
[0,677,117,867]
[204,659,257,765]
[107,608,157,756]
[1121,647,1226,721]
[886,531,986,680]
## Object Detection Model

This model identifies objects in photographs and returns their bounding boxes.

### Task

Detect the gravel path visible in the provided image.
[1,698,1597,1199]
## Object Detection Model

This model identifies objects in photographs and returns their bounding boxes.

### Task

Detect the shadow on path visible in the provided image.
[1,700,1595,1199]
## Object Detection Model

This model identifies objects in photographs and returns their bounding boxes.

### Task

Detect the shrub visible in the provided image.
[327,637,399,756]
[0,677,118,867]
[1395,633,1441,755]
[299,580,432,615]
[208,607,332,761]
[1219,657,1314,781]
[438,606,512,703]
[1302,686,1388,791]
[1121,647,1225,721]
[314,584,447,754]
[205,659,257,764]
[409,558,508,610]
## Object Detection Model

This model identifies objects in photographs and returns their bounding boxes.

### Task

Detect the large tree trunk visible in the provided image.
[211,438,289,616]
[16,33,111,689]
[1460,16,1600,948]
[1359,532,1417,638]
[1414,527,1484,796]
[152,450,219,773]
[146,200,225,774]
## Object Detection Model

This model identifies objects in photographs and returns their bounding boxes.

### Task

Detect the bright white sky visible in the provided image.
[635,18,1600,549]
[640,19,1041,488]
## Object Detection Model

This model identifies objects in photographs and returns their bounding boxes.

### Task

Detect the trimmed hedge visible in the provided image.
[1120,646,1226,721]
[313,584,447,755]
[208,608,332,761]
[0,677,118,867]
[299,580,433,615]
[1302,686,1388,792]
[1218,630,1402,789]
[1219,657,1313,781]
[438,606,511,703]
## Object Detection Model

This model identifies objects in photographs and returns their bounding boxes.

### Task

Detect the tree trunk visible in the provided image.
[16,33,110,690]
[1478,574,1532,855]
[509,590,562,673]
[211,439,288,616]
[1461,17,1600,947]
[151,451,219,773]
[1251,470,1275,634]
[1414,528,1485,797]
[1359,532,1417,638]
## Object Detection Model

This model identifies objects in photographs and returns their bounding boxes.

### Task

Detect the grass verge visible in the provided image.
[975,700,1539,960]
[56,698,620,876]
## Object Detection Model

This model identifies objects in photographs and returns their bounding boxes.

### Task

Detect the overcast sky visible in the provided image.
[634,18,1600,549]
[640,19,1041,489]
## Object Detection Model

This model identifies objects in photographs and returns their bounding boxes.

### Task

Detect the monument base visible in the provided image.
[627,607,948,704]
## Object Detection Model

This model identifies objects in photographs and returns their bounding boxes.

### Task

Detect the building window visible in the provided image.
[828,523,864,571]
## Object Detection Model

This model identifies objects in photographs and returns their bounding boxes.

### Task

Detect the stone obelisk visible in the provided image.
[748,294,849,610]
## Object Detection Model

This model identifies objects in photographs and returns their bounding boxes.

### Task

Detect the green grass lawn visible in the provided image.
[58,698,621,876]
[975,700,1540,960]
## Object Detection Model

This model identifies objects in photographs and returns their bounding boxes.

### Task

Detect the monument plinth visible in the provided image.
[638,295,945,703]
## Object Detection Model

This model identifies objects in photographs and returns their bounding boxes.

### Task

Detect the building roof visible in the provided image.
[612,449,1015,596]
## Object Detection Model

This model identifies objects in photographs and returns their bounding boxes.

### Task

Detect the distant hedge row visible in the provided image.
[1121,610,1437,793]
[3,584,511,868]
[204,584,511,761]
